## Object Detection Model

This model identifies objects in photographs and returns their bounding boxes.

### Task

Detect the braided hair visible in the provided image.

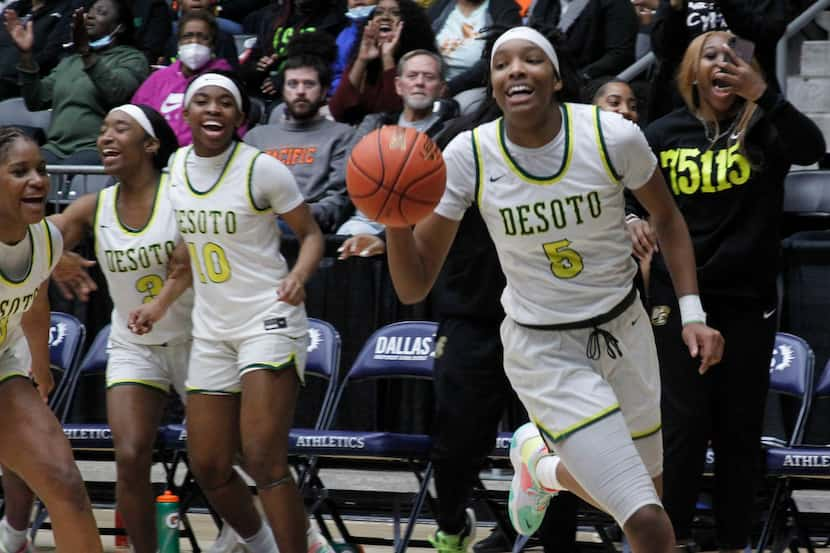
[0,127,35,165]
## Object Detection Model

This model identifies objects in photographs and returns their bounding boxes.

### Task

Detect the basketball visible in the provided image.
[346,125,446,228]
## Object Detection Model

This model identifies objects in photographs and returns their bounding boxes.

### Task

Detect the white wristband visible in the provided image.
[679,294,706,326]
[624,213,641,224]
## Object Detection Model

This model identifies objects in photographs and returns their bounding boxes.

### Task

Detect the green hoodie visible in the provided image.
[19,45,149,158]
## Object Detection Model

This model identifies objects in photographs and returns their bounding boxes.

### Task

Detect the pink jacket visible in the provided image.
[131,58,247,146]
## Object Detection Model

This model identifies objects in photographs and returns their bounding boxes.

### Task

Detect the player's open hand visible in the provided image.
[626,218,658,262]
[681,323,724,374]
[277,274,305,305]
[338,234,386,260]
[52,251,98,301]
[128,302,164,335]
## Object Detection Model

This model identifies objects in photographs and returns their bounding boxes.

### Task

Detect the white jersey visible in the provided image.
[436,103,657,325]
[94,175,194,345]
[0,220,62,353]
[167,141,307,341]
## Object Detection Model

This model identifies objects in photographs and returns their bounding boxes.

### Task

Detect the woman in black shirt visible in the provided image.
[631,30,825,551]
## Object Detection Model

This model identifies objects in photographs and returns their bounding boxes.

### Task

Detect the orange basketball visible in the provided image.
[346,125,446,228]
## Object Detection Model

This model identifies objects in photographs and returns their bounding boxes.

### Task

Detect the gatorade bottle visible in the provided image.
[156,490,180,553]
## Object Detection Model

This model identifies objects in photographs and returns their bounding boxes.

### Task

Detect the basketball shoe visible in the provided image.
[428,507,476,552]
[508,423,558,536]
[307,523,335,553]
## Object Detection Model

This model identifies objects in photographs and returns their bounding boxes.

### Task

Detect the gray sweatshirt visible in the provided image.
[244,104,355,233]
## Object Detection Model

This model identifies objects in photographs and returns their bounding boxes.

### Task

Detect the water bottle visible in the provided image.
[156,490,180,553]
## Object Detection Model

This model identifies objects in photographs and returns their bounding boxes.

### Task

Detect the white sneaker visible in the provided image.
[307,524,334,553]
[208,524,250,553]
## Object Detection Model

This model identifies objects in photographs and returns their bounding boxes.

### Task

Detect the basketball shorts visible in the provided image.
[0,331,31,385]
[186,332,308,394]
[106,335,190,399]
[501,296,662,476]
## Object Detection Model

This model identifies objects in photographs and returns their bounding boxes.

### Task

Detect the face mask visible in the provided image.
[89,24,122,50]
[345,4,375,20]
[178,43,213,71]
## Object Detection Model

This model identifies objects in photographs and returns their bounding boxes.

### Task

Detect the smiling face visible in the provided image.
[0,137,49,237]
[97,110,157,177]
[85,0,121,40]
[697,33,737,116]
[283,66,326,120]
[183,85,245,156]
[491,39,561,120]
[595,81,639,123]
[371,0,400,42]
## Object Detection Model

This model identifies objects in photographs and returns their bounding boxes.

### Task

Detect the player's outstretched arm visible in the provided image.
[128,242,192,335]
[632,167,725,374]
[385,212,460,305]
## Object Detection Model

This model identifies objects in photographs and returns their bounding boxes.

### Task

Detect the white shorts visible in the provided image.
[501,295,662,475]
[106,335,190,400]
[186,332,308,394]
[0,332,31,384]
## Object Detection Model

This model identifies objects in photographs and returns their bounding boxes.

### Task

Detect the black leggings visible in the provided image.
[650,277,775,548]
[431,317,577,550]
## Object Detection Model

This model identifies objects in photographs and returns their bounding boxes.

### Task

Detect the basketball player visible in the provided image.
[0,126,103,552]
[383,27,723,553]
[129,70,330,553]
[28,104,189,553]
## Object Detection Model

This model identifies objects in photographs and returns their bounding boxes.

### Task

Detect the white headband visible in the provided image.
[109,104,156,138]
[184,74,243,112]
[490,26,560,74]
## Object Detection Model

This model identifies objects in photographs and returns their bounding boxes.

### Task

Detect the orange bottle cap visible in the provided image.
[157,490,179,502]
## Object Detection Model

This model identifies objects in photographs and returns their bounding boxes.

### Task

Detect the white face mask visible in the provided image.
[178,43,212,71]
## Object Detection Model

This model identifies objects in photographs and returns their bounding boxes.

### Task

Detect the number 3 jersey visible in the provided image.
[436,103,657,326]
[94,175,194,345]
[167,142,307,342]
[0,221,62,353]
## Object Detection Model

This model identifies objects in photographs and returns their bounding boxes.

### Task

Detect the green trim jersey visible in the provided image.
[167,142,307,341]
[0,220,62,353]
[94,175,194,345]
[435,103,657,325]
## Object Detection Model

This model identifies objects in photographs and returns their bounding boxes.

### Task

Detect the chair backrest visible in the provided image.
[346,321,438,382]
[47,312,85,412]
[0,97,51,130]
[57,324,110,421]
[782,170,830,217]
[768,332,815,445]
[306,318,341,429]
[48,312,86,373]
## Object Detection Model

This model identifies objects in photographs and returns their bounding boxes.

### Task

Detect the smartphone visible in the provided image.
[728,36,755,63]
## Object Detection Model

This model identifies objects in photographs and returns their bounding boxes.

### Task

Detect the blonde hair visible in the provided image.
[676,31,762,153]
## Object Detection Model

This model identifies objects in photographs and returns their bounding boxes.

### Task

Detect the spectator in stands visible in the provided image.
[162,0,239,68]
[0,0,70,101]
[336,48,454,238]
[6,0,149,164]
[331,0,377,92]
[245,51,354,233]
[428,0,520,96]
[591,77,639,123]
[215,0,269,29]
[648,0,791,121]
[180,0,243,34]
[239,0,345,99]
[328,0,438,124]
[72,0,173,64]
[627,31,825,552]
[134,11,237,146]
[525,0,638,84]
